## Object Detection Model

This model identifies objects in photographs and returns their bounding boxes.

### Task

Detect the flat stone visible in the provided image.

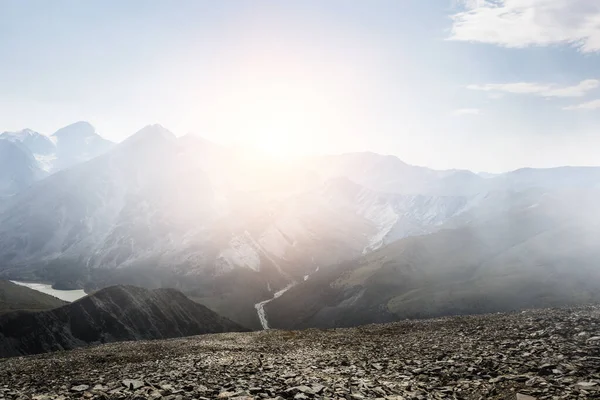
[516,394,537,400]
[217,392,238,398]
[576,381,598,388]
[122,379,144,390]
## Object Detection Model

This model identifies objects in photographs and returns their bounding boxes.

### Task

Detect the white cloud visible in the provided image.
[467,79,599,97]
[452,108,481,116]
[468,82,551,95]
[564,99,600,110]
[450,0,600,53]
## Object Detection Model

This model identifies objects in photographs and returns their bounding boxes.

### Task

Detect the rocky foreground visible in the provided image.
[1,306,600,400]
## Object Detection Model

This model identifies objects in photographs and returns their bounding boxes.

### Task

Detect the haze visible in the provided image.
[2,0,600,172]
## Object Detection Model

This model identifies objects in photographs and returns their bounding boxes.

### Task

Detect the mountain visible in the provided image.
[319,177,477,251]
[1,123,113,174]
[493,166,600,191]
[0,280,66,314]
[265,190,600,329]
[0,285,247,358]
[0,126,447,328]
[2,123,600,330]
[308,152,600,195]
[0,129,56,156]
[51,121,114,171]
[308,152,487,195]
[0,139,45,197]
[0,124,203,272]
[0,125,278,328]
[0,131,487,328]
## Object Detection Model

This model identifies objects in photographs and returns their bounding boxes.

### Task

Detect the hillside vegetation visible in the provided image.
[0,280,66,314]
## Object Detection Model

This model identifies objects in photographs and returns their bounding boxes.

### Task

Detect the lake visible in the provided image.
[10,281,87,302]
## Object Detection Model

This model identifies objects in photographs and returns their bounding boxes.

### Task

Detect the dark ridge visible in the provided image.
[0,285,248,358]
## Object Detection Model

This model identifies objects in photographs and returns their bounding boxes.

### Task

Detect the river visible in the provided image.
[10,281,87,302]
[254,282,297,329]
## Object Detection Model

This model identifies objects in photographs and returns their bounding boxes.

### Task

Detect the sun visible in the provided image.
[224,87,315,160]
[255,133,292,159]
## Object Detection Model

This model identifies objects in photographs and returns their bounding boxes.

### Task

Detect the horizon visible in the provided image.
[2,1,600,172]
[5,120,600,174]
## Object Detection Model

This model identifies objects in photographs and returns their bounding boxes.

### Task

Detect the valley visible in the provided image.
[4,2,600,398]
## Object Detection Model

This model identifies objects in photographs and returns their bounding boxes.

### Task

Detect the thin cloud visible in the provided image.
[564,99,600,110]
[452,108,481,116]
[467,80,599,98]
[449,0,600,53]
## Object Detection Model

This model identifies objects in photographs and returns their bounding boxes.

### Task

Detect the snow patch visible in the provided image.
[34,153,57,172]
[216,234,261,272]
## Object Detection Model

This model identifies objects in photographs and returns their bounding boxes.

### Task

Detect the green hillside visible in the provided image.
[0,280,67,314]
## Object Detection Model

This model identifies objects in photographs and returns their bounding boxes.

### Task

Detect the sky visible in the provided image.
[1,0,600,172]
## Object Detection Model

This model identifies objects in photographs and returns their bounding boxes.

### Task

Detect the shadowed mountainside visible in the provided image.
[0,285,247,358]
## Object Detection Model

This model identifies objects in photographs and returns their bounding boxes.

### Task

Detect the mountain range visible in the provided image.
[0,122,599,329]
[0,122,113,196]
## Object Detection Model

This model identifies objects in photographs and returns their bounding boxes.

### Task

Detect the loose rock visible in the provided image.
[1,305,600,400]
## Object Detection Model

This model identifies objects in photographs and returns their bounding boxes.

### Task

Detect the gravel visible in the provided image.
[1,305,600,399]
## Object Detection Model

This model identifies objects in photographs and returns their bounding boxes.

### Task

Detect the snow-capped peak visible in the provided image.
[1,128,44,140]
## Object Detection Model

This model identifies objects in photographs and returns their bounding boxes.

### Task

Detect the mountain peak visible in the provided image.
[6,128,32,135]
[52,121,97,139]
[1,128,45,139]
[122,124,177,145]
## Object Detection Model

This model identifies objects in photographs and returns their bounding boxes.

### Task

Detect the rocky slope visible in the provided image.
[0,280,66,314]
[0,285,246,358]
[1,305,599,399]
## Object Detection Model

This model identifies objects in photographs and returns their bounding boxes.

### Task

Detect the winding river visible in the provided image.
[254,282,297,329]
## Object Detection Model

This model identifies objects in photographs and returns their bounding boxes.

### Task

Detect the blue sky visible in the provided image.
[1,0,600,172]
